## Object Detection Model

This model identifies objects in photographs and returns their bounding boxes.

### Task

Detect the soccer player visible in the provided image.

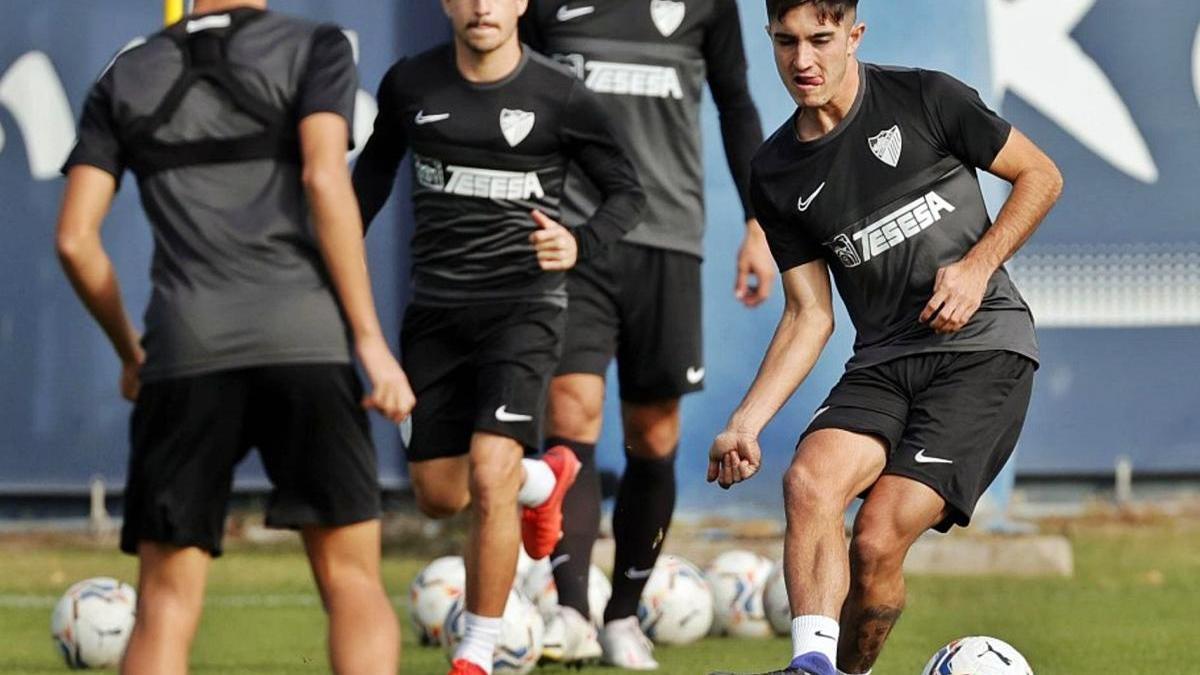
[519,1,770,666]
[351,1,644,673]
[707,2,1063,674]
[54,1,412,673]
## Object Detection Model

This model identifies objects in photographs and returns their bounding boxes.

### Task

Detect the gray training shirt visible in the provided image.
[63,8,357,382]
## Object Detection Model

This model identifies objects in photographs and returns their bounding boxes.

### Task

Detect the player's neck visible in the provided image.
[796,57,861,142]
[454,37,523,84]
[192,0,266,14]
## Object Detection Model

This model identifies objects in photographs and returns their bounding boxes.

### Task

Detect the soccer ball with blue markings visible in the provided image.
[50,577,137,669]
[410,556,466,646]
[636,554,713,645]
[442,587,544,674]
[921,636,1034,675]
[705,549,775,638]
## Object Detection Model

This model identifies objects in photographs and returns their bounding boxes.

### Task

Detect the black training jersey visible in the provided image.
[752,63,1039,371]
[354,45,644,308]
[521,0,761,258]
[62,8,358,382]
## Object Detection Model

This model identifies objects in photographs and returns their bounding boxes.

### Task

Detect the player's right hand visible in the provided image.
[707,429,762,490]
[530,209,578,271]
[356,335,415,423]
[119,349,144,403]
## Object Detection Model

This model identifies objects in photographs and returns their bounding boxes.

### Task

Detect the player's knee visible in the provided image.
[413,484,470,519]
[548,381,603,438]
[623,401,680,459]
[850,526,907,579]
[783,461,839,516]
[469,452,521,514]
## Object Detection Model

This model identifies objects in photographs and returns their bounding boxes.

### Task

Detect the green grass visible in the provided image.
[1,521,1196,674]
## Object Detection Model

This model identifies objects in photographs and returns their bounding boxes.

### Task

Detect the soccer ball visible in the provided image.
[636,554,713,645]
[410,556,466,646]
[50,577,137,669]
[921,636,1034,675]
[518,558,612,626]
[443,588,545,674]
[705,549,775,638]
[762,560,791,636]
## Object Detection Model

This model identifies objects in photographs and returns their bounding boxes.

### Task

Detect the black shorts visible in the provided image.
[122,364,380,557]
[802,350,1035,532]
[557,242,703,403]
[401,301,565,461]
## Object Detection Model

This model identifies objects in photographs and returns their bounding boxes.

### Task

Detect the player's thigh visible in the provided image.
[891,351,1035,532]
[249,364,381,530]
[790,428,891,508]
[301,519,385,595]
[123,370,252,557]
[556,251,619,380]
[614,245,704,403]
[408,455,470,516]
[474,302,566,454]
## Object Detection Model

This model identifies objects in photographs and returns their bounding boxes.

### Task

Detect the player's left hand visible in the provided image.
[530,209,578,271]
[920,257,994,334]
[735,219,776,308]
[707,429,762,489]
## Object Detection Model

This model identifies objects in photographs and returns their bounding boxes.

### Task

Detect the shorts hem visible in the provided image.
[265,507,381,532]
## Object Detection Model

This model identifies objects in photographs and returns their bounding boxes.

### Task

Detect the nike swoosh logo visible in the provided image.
[815,630,837,641]
[914,449,954,465]
[550,554,571,569]
[797,182,826,212]
[809,406,830,423]
[623,567,654,580]
[414,110,450,125]
[495,405,533,423]
[186,15,232,33]
[686,367,705,384]
[556,5,595,22]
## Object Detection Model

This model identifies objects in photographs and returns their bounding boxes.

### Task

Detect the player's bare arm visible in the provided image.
[55,166,144,402]
[920,128,1063,334]
[300,112,415,422]
[708,259,835,489]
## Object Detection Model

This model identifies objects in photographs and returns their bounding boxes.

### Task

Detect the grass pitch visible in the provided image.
[0,519,1196,674]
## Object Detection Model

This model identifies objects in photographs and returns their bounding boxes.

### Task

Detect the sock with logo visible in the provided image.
[546,438,600,618]
[518,457,555,507]
[455,611,501,674]
[604,449,677,623]
[792,615,840,666]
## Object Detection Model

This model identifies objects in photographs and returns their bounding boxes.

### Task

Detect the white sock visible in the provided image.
[454,612,501,674]
[791,614,840,665]
[517,458,555,507]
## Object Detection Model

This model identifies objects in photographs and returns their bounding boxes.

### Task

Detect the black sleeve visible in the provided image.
[919,69,1012,170]
[560,81,646,260]
[297,24,358,149]
[703,0,763,221]
[751,171,822,272]
[61,70,125,186]
[351,63,409,231]
[518,2,546,52]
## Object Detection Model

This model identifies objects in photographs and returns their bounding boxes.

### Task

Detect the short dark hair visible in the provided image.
[766,0,858,24]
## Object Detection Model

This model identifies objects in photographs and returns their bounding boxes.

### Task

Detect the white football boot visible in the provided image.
[599,616,659,670]
[541,606,602,664]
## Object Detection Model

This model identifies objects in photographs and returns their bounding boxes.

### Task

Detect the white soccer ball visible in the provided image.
[410,556,466,646]
[636,554,713,645]
[921,636,1034,675]
[443,588,545,674]
[519,558,612,626]
[762,560,791,636]
[705,549,775,638]
[50,577,137,669]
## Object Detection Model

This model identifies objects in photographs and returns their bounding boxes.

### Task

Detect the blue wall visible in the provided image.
[1,1,1197,506]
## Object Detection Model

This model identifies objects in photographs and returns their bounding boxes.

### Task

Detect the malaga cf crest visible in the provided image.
[868,124,903,167]
[649,0,685,37]
[499,108,535,147]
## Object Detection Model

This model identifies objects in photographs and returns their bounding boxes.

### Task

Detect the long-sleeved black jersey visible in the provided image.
[521,0,762,258]
[354,45,645,307]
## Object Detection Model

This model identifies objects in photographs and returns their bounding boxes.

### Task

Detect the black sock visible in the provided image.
[546,437,600,619]
[605,448,677,623]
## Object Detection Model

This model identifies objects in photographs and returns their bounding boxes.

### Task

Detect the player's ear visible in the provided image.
[847,21,866,56]
[517,0,529,18]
